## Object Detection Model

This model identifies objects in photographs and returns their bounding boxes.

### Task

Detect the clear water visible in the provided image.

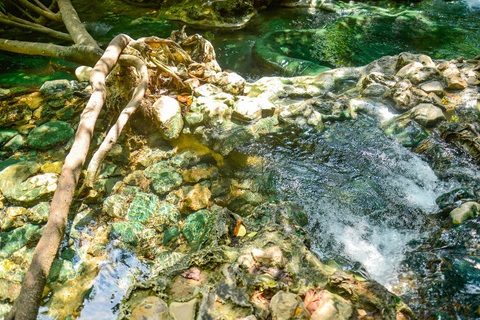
[235,115,448,286]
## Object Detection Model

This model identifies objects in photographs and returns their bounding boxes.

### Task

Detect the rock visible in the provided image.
[0,207,26,231]
[182,165,216,183]
[209,72,246,95]
[39,79,81,102]
[169,298,197,320]
[75,66,92,82]
[32,104,53,120]
[396,62,423,79]
[26,121,74,149]
[183,184,211,211]
[310,290,353,320]
[152,96,184,140]
[144,162,183,195]
[55,105,76,120]
[149,201,181,232]
[420,81,444,96]
[251,246,288,268]
[407,67,440,84]
[4,134,25,151]
[0,128,18,145]
[25,202,50,224]
[109,221,145,246]
[184,112,204,127]
[450,201,480,224]
[102,194,129,218]
[131,296,169,320]
[127,192,161,222]
[233,96,276,123]
[412,103,446,128]
[18,92,43,110]
[3,173,58,206]
[0,161,41,195]
[0,102,31,127]
[0,224,41,259]
[392,79,416,112]
[182,209,213,248]
[382,117,428,147]
[270,291,310,320]
[190,92,233,127]
[443,65,468,90]
[396,52,436,69]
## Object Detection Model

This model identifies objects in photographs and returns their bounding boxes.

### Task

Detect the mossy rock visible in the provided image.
[182,209,214,250]
[109,222,145,246]
[0,224,41,259]
[127,192,161,223]
[26,121,74,149]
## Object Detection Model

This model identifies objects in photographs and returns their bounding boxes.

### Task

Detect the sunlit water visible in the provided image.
[236,115,456,287]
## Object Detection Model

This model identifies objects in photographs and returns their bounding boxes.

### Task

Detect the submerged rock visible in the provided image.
[26,121,74,149]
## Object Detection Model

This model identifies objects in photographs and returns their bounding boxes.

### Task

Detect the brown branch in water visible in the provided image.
[0,15,72,41]
[0,38,101,66]
[5,33,133,320]
[85,54,149,187]
[17,0,62,22]
[57,0,99,49]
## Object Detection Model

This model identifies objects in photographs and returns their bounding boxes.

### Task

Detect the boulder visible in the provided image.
[270,291,310,320]
[450,201,480,225]
[412,103,446,128]
[152,96,184,140]
[26,121,74,149]
[183,184,211,211]
[310,290,353,320]
[0,161,41,195]
[3,173,58,206]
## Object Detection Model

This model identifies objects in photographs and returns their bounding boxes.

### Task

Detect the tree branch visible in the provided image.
[0,38,102,66]
[0,15,72,41]
[85,54,148,187]
[17,0,62,22]
[57,0,99,49]
[5,33,133,320]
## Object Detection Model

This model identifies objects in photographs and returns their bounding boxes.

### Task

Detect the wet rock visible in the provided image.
[411,103,446,128]
[18,91,43,110]
[0,224,41,259]
[309,290,353,320]
[109,221,145,246]
[149,201,181,233]
[55,105,76,120]
[233,96,276,123]
[190,89,233,127]
[25,202,50,224]
[26,121,74,149]
[131,296,169,320]
[252,246,288,268]
[32,104,53,120]
[144,162,183,195]
[0,102,31,127]
[184,112,204,127]
[382,117,428,147]
[392,79,416,112]
[0,206,26,231]
[169,298,197,320]
[407,67,440,84]
[209,71,246,95]
[102,194,129,218]
[182,209,213,249]
[182,165,216,183]
[0,128,18,145]
[396,62,423,79]
[152,96,184,140]
[0,161,41,195]
[420,81,444,96]
[443,64,468,90]
[450,201,480,224]
[396,52,436,70]
[3,134,25,151]
[127,192,161,222]
[39,79,82,102]
[4,173,58,206]
[270,291,310,320]
[183,184,211,211]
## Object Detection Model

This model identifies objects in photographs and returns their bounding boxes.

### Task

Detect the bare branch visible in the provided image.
[17,0,62,22]
[57,0,99,49]
[0,16,72,41]
[0,38,101,66]
[8,0,40,23]
[32,0,54,13]
[85,54,149,187]
[5,33,133,320]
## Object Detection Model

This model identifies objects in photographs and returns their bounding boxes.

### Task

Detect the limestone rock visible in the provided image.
[131,296,169,320]
[4,173,58,206]
[270,291,310,320]
[0,161,41,195]
[183,184,211,211]
[209,71,246,95]
[233,96,276,123]
[443,64,468,90]
[396,62,423,79]
[420,81,444,96]
[450,201,480,224]
[0,102,31,127]
[170,298,197,320]
[26,121,74,149]
[152,96,184,140]
[310,290,353,320]
[412,103,446,128]
[75,66,92,82]
[25,202,50,224]
[252,246,288,268]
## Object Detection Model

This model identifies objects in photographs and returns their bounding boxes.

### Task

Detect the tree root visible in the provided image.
[85,54,148,188]
[5,33,133,320]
